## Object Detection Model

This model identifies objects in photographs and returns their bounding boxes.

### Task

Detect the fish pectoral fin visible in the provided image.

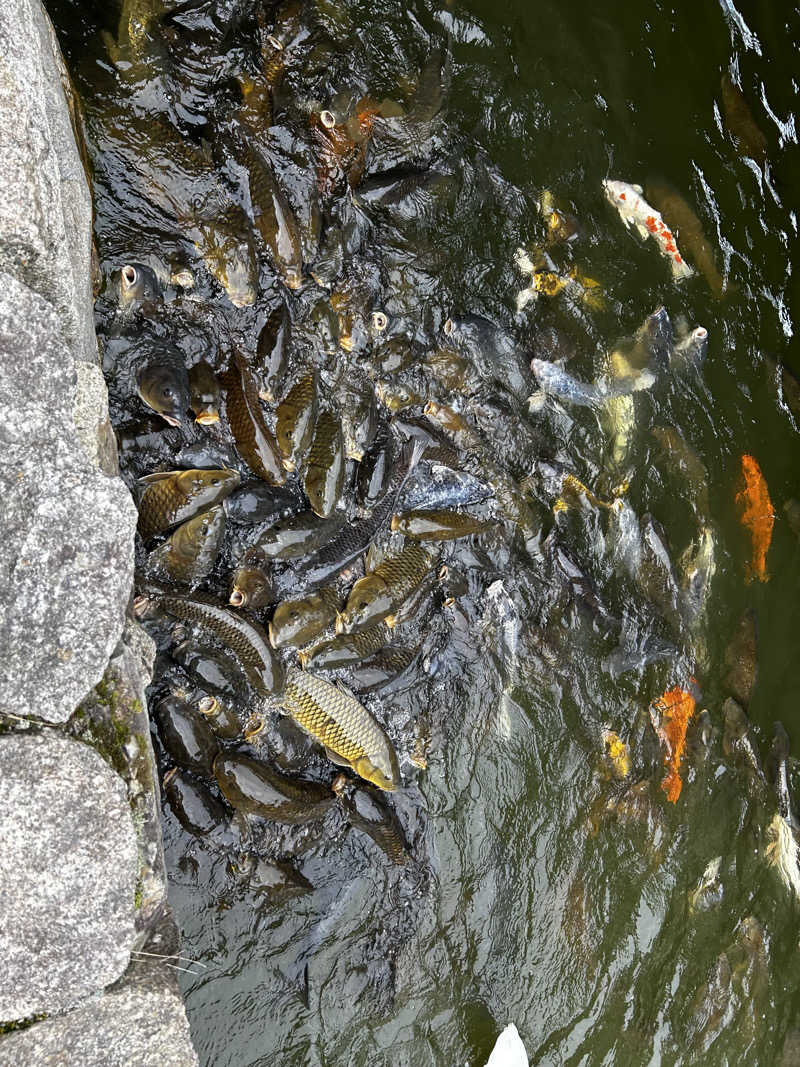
[633,221,651,240]
[324,746,351,768]
[632,183,644,195]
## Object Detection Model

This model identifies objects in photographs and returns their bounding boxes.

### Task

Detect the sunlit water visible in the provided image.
[47,0,800,1063]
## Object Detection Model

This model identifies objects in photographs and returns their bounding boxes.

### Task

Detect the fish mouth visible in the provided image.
[160,413,182,427]
[121,264,137,292]
[196,695,218,716]
[229,589,246,609]
[229,290,257,308]
[195,412,220,425]
[335,612,348,635]
[132,595,150,618]
[320,109,336,129]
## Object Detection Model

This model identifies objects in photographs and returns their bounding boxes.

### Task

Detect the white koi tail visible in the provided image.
[765,812,800,901]
[669,255,695,282]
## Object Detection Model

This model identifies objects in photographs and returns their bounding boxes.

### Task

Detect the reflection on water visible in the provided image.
[47,0,800,1062]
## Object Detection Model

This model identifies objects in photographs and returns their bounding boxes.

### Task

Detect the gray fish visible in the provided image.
[136,349,190,426]
[722,610,758,707]
[531,358,655,408]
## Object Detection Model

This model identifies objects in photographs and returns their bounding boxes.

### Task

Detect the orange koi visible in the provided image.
[649,684,697,802]
[736,454,774,582]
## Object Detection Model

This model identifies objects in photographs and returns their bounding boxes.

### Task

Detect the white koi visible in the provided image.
[602,179,694,281]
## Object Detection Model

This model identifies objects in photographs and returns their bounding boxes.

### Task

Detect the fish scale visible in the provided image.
[300,623,389,669]
[280,669,399,790]
[222,353,284,484]
[276,372,317,469]
[340,544,434,632]
[304,409,344,517]
[137,468,240,540]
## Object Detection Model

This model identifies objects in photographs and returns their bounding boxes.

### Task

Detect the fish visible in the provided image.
[229,548,275,609]
[688,856,723,914]
[722,609,758,707]
[441,315,533,404]
[722,698,767,791]
[602,730,631,779]
[275,372,317,472]
[255,304,290,403]
[602,179,694,280]
[191,691,242,740]
[228,853,313,899]
[146,504,225,586]
[356,419,397,512]
[255,509,346,560]
[154,693,220,776]
[335,372,378,461]
[765,723,800,897]
[241,141,303,289]
[338,544,435,633]
[187,360,220,424]
[193,207,258,308]
[214,752,335,822]
[637,514,682,632]
[102,0,169,71]
[299,623,389,670]
[539,189,580,245]
[645,178,726,298]
[269,587,341,649]
[223,481,302,525]
[721,73,768,166]
[765,354,800,421]
[397,463,492,513]
[296,439,424,588]
[530,357,655,408]
[649,683,698,802]
[390,509,494,541]
[163,771,236,845]
[334,779,411,865]
[349,646,419,691]
[670,326,709,374]
[784,499,800,540]
[116,262,162,314]
[679,526,716,669]
[135,350,190,427]
[137,468,240,540]
[736,454,773,582]
[279,668,400,790]
[139,593,284,696]
[651,426,710,520]
[172,639,252,711]
[221,352,285,485]
[304,409,345,518]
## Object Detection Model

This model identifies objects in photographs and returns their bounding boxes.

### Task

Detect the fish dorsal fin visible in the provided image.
[138,470,178,485]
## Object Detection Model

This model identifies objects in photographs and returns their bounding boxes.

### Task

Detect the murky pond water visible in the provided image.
[48,0,800,1063]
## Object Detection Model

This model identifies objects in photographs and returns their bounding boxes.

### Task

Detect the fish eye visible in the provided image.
[289,610,299,620]
[122,265,138,289]
[161,386,176,401]
[210,477,222,486]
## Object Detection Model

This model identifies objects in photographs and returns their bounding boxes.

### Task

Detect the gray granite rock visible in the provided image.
[0,274,137,724]
[0,0,95,366]
[0,734,138,1020]
[74,360,120,476]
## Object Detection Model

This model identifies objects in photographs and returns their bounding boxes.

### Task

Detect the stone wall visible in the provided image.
[0,2,199,1062]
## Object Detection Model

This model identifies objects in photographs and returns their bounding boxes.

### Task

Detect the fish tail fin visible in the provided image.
[670,257,695,281]
[766,813,800,900]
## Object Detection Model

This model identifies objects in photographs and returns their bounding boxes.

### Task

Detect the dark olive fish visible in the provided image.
[767,722,795,824]
[441,315,532,404]
[172,640,251,711]
[764,353,800,422]
[143,593,285,695]
[213,752,334,822]
[192,692,241,740]
[350,646,419,691]
[722,698,767,792]
[296,439,424,588]
[116,262,162,314]
[784,499,800,540]
[335,372,378,461]
[187,359,221,425]
[255,304,290,403]
[177,438,239,472]
[146,504,225,586]
[255,509,346,560]
[722,609,758,707]
[356,419,397,511]
[135,350,190,427]
[269,587,341,649]
[393,414,461,469]
[645,178,726,299]
[137,467,240,540]
[338,544,435,633]
[193,207,258,308]
[335,781,410,865]
[721,73,768,166]
[154,694,220,776]
[222,352,285,485]
[299,622,389,670]
[391,509,493,541]
[223,481,302,525]
[304,409,345,518]
[164,771,235,844]
[229,548,275,609]
[242,141,303,289]
[280,668,400,790]
[275,372,317,471]
[229,852,313,899]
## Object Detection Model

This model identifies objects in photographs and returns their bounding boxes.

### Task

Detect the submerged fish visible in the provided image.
[722,698,766,792]
[649,684,698,803]
[229,853,313,899]
[397,463,492,513]
[241,141,303,289]
[722,609,758,707]
[338,544,435,633]
[530,357,655,408]
[645,178,726,299]
[164,771,235,844]
[255,304,290,403]
[173,641,250,718]
[334,779,411,865]
[356,419,397,512]
[299,623,389,670]
[736,454,773,582]
[304,409,345,518]
[602,179,693,280]
[390,509,494,541]
[255,509,345,560]
[214,752,334,822]
[135,349,190,427]
[137,468,240,540]
[146,504,225,586]
[280,668,400,790]
[721,73,768,166]
[222,353,285,485]
[193,208,258,308]
[275,372,317,472]
[670,325,709,374]
[269,587,341,649]
[651,425,710,519]
[154,693,220,776]
[223,481,301,526]
[187,359,221,425]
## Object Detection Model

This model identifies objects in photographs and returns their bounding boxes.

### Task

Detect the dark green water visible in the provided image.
[48,0,800,1063]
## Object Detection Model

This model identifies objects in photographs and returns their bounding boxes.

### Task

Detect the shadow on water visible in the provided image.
[46,0,800,1062]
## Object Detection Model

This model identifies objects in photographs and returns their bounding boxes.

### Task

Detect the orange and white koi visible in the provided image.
[602,179,694,281]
